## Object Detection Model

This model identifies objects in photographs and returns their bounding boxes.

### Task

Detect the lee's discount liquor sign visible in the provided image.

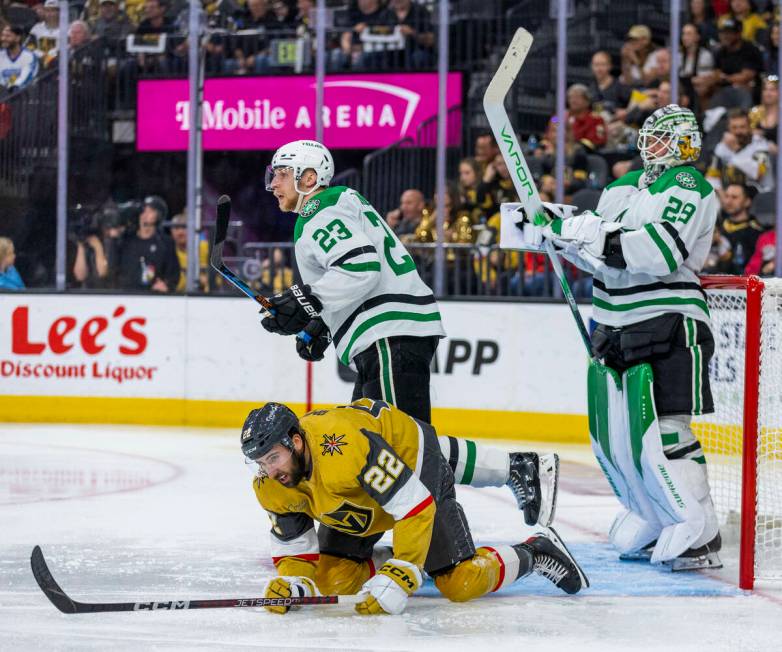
[0,296,185,397]
[136,73,462,151]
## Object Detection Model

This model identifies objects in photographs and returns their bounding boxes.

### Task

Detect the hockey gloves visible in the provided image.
[296,317,332,362]
[262,575,320,614]
[261,284,322,336]
[355,558,421,615]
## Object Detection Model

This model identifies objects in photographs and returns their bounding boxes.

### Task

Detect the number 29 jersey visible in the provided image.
[293,186,446,366]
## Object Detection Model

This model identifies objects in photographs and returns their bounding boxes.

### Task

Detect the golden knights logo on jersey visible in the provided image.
[320,433,348,456]
[320,501,374,535]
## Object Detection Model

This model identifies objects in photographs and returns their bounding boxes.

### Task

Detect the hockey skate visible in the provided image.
[664,532,723,572]
[514,527,589,594]
[507,452,559,526]
[618,541,656,562]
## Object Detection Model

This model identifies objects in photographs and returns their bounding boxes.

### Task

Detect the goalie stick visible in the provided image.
[30,546,360,614]
[211,194,311,343]
[483,28,592,356]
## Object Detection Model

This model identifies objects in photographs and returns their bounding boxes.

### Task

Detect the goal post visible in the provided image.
[697,275,782,590]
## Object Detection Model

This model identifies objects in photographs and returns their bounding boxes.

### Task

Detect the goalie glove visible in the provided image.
[355,558,422,615]
[262,575,320,614]
[260,284,322,336]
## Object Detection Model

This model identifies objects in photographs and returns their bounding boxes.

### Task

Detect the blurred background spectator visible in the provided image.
[0,237,25,290]
[170,211,209,292]
[718,182,766,273]
[744,226,776,275]
[0,24,38,92]
[386,188,426,239]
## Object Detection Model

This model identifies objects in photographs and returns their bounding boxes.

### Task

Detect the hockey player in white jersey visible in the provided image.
[516,105,722,571]
[260,139,559,528]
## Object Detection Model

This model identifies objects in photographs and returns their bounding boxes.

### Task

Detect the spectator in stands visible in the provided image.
[744,227,776,275]
[719,0,768,45]
[294,0,314,36]
[0,25,39,91]
[700,18,764,99]
[71,227,109,289]
[701,225,733,273]
[68,20,91,48]
[477,152,518,217]
[30,0,60,66]
[115,195,180,292]
[0,237,24,290]
[89,0,134,46]
[385,189,426,239]
[457,157,483,222]
[170,211,208,292]
[687,0,718,46]
[388,0,434,69]
[563,83,607,151]
[267,0,296,33]
[718,182,766,273]
[642,47,671,88]
[337,0,394,70]
[749,74,778,151]
[707,108,774,194]
[680,23,715,112]
[589,50,630,117]
[136,0,174,34]
[260,247,294,295]
[473,132,499,171]
[619,24,658,87]
[229,0,274,74]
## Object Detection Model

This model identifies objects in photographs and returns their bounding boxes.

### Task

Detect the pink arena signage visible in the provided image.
[136,73,462,151]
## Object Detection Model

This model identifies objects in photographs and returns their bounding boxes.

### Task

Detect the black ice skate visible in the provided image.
[665,532,723,572]
[507,452,559,526]
[514,526,589,594]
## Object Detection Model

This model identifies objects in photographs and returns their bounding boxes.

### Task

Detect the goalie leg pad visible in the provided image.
[622,366,710,563]
[587,361,662,553]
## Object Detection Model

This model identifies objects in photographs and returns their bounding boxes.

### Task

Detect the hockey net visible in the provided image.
[694,275,782,589]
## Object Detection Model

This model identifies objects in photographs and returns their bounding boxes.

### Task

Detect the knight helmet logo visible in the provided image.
[320,501,373,535]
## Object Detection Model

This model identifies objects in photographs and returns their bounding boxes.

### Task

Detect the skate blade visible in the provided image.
[619,549,653,562]
[663,552,723,572]
[537,454,560,527]
[543,526,590,591]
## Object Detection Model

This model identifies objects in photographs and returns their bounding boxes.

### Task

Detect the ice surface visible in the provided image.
[1,424,780,652]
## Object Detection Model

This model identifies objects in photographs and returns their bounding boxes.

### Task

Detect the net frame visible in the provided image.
[700,275,782,590]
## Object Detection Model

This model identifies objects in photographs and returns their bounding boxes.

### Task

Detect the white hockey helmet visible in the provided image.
[266,139,334,194]
[637,104,702,170]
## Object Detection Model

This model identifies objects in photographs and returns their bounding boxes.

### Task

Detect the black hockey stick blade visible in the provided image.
[31,545,80,614]
[30,546,359,614]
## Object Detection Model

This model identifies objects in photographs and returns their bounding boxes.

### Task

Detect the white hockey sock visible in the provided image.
[437,435,510,487]
[483,545,522,591]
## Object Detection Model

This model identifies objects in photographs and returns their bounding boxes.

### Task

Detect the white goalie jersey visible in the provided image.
[293,186,446,365]
[563,165,719,328]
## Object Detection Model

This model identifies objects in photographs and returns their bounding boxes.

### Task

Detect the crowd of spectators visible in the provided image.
[0,0,436,93]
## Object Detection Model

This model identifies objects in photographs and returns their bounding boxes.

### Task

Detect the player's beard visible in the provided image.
[279,448,308,487]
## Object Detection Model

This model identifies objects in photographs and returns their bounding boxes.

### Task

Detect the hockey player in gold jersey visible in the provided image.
[241,399,588,615]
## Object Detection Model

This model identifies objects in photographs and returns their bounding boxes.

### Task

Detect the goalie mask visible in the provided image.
[266,139,335,212]
[637,105,702,177]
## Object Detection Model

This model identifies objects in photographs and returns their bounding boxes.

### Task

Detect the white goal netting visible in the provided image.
[694,277,782,585]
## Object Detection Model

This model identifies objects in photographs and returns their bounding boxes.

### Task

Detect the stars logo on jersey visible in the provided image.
[675,171,698,189]
[321,433,347,456]
[321,501,373,535]
[300,198,320,217]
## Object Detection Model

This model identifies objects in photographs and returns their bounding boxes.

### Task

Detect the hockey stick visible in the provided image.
[211,195,311,343]
[483,28,592,356]
[30,546,360,614]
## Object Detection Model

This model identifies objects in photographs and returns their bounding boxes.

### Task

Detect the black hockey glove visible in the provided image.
[296,317,332,362]
[261,284,322,336]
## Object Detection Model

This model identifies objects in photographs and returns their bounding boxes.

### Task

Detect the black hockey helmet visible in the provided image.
[241,402,299,461]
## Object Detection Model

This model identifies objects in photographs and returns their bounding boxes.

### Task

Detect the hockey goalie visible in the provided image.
[506,105,723,572]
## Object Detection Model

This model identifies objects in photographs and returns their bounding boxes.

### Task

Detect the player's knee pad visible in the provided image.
[433,548,501,603]
[315,554,371,595]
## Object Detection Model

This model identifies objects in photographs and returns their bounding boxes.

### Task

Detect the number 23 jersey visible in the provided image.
[293,186,446,366]
[253,399,436,567]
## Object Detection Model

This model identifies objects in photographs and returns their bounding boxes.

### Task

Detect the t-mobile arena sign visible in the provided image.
[136,73,462,151]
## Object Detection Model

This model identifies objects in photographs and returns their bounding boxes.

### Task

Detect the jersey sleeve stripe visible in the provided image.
[660,222,690,261]
[382,473,432,520]
[643,223,678,272]
[402,494,434,520]
[331,245,378,267]
[340,261,381,272]
[269,525,319,559]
